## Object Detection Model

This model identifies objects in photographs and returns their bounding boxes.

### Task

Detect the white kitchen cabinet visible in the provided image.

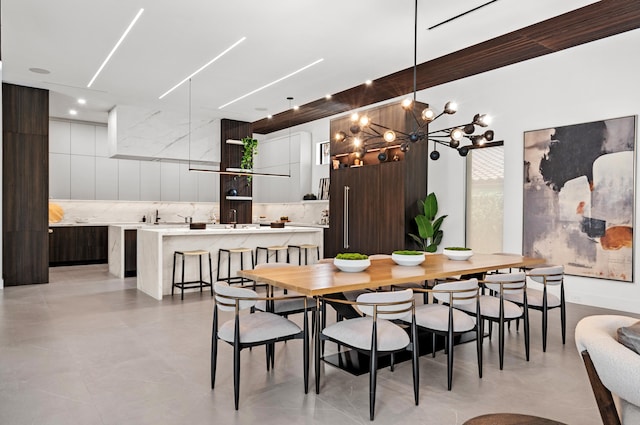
[179,162,198,202]
[198,172,217,202]
[70,123,96,156]
[49,153,71,198]
[118,159,140,200]
[49,120,71,154]
[95,157,118,200]
[140,161,161,201]
[94,125,109,157]
[71,155,96,199]
[160,161,180,201]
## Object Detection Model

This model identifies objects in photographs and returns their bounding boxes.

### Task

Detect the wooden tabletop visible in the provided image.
[463,413,566,425]
[238,253,545,296]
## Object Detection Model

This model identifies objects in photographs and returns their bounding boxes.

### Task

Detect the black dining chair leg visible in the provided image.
[432,333,437,358]
[476,322,483,379]
[315,312,322,395]
[499,319,505,370]
[411,322,419,406]
[369,328,378,421]
[303,309,310,394]
[265,344,271,371]
[516,318,520,331]
[447,335,454,391]
[524,314,530,362]
[211,308,218,389]
[233,334,241,410]
[389,353,395,372]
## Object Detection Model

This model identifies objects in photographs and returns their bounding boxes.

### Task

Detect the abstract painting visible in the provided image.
[523,116,636,282]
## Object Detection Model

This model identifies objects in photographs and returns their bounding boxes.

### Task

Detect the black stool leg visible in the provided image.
[199,255,204,293]
[172,252,177,297]
[209,253,214,296]
[181,254,186,300]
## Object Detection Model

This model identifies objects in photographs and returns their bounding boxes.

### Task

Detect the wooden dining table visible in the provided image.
[238,253,545,297]
[239,253,545,376]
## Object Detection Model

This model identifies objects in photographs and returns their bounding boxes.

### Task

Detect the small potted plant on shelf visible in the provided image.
[334,253,370,272]
[442,246,473,261]
[241,137,258,182]
[391,250,426,266]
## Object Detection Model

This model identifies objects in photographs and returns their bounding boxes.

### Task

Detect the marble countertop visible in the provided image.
[138,225,323,236]
[50,221,328,229]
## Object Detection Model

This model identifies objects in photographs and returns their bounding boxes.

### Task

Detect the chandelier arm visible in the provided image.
[428,123,474,134]
[368,121,412,138]
[429,138,454,148]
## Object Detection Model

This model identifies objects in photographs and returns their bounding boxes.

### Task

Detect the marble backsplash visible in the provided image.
[50,200,329,226]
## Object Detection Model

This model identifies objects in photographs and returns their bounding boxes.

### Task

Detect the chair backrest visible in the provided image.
[528,265,564,286]
[484,272,526,295]
[432,278,479,305]
[214,281,258,311]
[356,289,414,320]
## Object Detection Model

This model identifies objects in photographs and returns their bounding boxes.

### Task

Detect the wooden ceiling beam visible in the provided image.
[252,0,640,134]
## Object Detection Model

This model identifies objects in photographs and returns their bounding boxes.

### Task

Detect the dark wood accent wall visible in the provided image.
[325,102,428,257]
[219,119,253,224]
[2,83,50,285]
[253,0,640,134]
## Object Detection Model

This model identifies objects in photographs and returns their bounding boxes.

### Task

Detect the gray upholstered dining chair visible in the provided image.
[455,272,529,370]
[404,278,482,390]
[315,289,419,421]
[211,281,310,410]
[252,262,316,367]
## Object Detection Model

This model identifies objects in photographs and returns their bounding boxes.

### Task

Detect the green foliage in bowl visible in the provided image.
[392,250,423,255]
[336,253,369,260]
[445,247,472,251]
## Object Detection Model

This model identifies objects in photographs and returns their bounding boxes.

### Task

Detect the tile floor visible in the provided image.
[0,264,635,424]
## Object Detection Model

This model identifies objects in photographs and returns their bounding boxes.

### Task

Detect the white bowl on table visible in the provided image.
[333,258,371,273]
[391,252,426,266]
[443,248,473,261]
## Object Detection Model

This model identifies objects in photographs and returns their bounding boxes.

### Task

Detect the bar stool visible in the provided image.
[288,244,320,265]
[217,247,255,286]
[255,245,289,264]
[171,250,213,300]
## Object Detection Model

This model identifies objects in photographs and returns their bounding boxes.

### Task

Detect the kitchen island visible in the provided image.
[136,225,324,300]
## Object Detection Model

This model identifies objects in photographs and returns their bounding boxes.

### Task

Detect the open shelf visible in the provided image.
[225,196,252,201]
[225,139,244,145]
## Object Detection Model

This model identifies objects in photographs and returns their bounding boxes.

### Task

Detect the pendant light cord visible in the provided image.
[413,0,417,102]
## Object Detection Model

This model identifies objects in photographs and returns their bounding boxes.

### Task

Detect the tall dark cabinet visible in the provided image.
[2,83,50,285]
[325,102,428,257]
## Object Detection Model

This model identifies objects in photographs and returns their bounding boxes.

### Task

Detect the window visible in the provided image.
[466,147,504,253]
[317,141,330,165]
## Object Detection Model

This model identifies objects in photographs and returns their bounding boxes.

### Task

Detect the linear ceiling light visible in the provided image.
[87,8,144,88]
[159,37,247,99]
[218,58,324,109]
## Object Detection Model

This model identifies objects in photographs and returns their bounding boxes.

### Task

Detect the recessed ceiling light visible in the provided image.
[365,80,373,85]
[69,109,78,116]
[293,105,300,110]
[218,58,324,109]
[267,115,273,119]
[325,94,332,99]
[77,98,87,105]
[87,8,144,87]
[159,37,246,99]
[29,67,51,74]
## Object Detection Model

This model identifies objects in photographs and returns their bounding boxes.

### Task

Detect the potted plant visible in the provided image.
[443,246,473,261]
[391,250,426,266]
[408,192,447,253]
[241,137,258,182]
[334,253,370,272]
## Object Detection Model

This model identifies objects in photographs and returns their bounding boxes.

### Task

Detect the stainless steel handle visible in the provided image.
[343,186,350,249]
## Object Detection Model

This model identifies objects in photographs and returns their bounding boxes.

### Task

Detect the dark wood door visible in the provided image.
[326,168,348,257]
[376,161,405,253]
[346,165,380,255]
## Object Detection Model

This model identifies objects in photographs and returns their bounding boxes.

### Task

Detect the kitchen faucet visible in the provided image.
[155,209,161,224]
[230,209,237,229]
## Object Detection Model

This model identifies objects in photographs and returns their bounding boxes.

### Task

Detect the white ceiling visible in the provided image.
[2,0,598,124]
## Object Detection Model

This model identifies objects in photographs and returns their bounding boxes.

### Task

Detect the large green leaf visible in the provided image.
[415,214,433,238]
[424,192,438,220]
[408,233,427,251]
[432,215,448,234]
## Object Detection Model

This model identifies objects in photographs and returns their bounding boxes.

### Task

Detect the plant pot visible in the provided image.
[443,248,473,261]
[333,258,371,272]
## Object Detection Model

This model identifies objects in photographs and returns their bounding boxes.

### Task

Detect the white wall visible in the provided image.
[287,28,640,314]
[50,119,218,202]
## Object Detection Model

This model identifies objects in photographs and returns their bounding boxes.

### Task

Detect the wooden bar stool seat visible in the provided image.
[172,250,213,300]
[217,247,255,287]
[288,244,320,265]
[255,245,289,264]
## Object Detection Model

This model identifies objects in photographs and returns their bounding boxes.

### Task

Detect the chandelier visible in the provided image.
[334,0,502,160]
